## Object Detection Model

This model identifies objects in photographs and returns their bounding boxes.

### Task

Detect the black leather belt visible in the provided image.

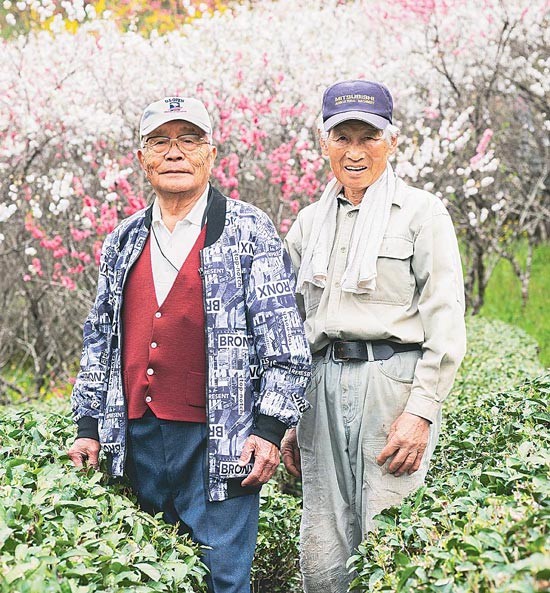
[317,340,422,361]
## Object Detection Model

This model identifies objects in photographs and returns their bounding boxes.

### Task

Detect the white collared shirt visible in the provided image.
[150,185,209,306]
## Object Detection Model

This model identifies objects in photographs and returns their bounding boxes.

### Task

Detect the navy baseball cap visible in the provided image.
[322,80,393,132]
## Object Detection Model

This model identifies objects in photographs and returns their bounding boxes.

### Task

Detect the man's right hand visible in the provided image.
[67,438,101,470]
[281,428,301,477]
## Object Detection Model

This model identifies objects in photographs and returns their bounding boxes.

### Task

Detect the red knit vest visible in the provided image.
[122,227,207,422]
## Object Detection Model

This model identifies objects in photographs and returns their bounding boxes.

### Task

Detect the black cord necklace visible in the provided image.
[151,223,179,272]
[151,190,213,273]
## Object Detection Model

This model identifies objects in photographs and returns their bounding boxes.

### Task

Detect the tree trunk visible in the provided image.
[521,242,534,309]
[472,245,486,314]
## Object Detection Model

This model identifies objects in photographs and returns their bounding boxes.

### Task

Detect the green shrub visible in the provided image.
[1,317,546,592]
[348,349,549,592]
[0,406,304,593]
[453,316,543,403]
[0,409,208,593]
[252,483,302,593]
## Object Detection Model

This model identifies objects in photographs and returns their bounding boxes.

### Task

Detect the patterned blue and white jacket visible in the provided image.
[71,186,311,501]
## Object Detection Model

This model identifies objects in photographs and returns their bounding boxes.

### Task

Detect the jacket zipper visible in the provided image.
[117,228,150,472]
[198,254,213,501]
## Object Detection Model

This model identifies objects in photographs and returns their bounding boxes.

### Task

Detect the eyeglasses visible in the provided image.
[143,134,210,154]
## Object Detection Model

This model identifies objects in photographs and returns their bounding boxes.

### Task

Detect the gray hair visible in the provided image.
[382,123,400,145]
[317,114,399,147]
[316,114,329,141]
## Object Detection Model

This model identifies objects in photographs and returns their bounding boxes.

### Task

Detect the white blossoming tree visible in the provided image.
[0,0,548,392]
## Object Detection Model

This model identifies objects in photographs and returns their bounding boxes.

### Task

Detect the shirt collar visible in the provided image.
[152,184,210,228]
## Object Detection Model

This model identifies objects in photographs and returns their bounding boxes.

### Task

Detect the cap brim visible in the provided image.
[323,111,390,132]
[140,113,212,137]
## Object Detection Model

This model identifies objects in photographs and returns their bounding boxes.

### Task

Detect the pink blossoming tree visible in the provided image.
[0,0,547,393]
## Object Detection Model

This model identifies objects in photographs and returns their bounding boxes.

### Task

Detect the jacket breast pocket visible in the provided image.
[357,237,415,305]
[303,284,324,314]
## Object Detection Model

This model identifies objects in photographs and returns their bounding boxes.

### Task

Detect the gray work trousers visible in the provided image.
[297,347,441,593]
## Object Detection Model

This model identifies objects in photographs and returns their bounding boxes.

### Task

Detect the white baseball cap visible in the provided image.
[139,96,212,137]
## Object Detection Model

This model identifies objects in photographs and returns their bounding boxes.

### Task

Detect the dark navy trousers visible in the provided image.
[125,413,260,593]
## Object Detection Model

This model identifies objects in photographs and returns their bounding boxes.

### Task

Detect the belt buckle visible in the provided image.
[331,342,349,363]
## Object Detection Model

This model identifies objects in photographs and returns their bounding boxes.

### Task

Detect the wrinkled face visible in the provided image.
[137,120,217,198]
[324,120,396,196]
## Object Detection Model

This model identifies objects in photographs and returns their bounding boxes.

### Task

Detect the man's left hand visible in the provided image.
[239,435,280,488]
[376,412,430,477]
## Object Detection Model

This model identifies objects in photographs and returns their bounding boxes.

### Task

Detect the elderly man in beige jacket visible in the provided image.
[282,80,467,593]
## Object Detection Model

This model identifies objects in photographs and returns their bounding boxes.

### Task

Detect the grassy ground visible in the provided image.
[480,243,550,368]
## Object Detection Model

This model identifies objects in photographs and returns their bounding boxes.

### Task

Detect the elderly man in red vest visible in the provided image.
[68,96,311,593]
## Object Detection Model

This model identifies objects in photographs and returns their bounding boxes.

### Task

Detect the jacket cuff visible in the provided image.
[76,416,100,441]
[251,414,287,448]
[404,392,441,424]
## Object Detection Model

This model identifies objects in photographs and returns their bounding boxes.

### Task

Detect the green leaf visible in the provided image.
[394,551,411,566]
[368,567,385,588]
[135,562,162,581]
[113,570,141,584]
[0,526,14,548]
[397,565,418,590]
[456,561,478,572]
[4,559,40,584]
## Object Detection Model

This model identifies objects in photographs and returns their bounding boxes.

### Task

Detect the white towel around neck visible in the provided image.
[296,163,396,295]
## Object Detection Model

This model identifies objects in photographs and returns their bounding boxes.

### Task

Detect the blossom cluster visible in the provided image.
[0,0,548,297]
[0,0,229,35]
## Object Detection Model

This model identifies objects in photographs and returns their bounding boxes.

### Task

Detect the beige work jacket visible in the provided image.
[284,177,467,423]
